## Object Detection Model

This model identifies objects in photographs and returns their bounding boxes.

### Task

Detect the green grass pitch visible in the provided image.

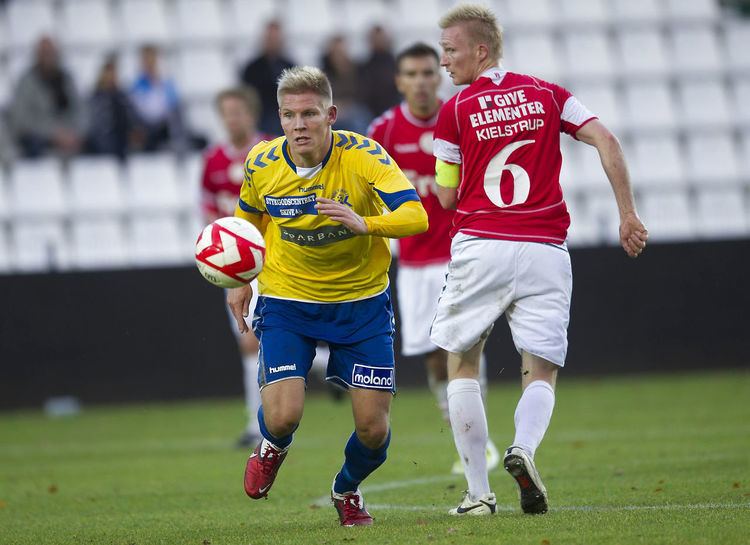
[1,371,748,545]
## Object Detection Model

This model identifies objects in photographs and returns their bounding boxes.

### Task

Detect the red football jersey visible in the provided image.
[368,102,455,266]
[433,68,596,244]
[200,135,269,218]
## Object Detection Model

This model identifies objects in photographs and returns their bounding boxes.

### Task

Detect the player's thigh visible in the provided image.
[506,243,572,368]
[430,234,516,354]
[396,262,449,356]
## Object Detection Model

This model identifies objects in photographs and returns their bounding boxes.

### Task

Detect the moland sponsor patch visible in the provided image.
[268,363,297,374]
[265,194,318,218]
[351,364,394,389]
[280,225,355,246]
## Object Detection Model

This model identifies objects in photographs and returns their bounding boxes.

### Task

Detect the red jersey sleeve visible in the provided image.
[433,95,462,164]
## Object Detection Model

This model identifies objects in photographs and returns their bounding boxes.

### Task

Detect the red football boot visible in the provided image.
[331,489,374,526]
[244,440,288,499]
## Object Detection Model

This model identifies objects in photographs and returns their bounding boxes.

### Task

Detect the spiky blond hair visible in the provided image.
[439,3,503,60]
[276,66,333,107]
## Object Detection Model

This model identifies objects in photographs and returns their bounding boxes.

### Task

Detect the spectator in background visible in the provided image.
[0,114,16,166]
[321,35,369,134]
[240,20,294,135]
[129,44,186,152]
[9,36,84,158]
[86,55,144,161]
[358,26,400,119]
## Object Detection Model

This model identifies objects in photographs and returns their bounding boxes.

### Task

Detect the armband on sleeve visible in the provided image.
[435,159,460,188]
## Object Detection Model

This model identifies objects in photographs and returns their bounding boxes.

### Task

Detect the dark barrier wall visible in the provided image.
[1,240,749,409]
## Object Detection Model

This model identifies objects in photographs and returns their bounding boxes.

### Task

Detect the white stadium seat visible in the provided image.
[565,195,599,247]
[640,190,695,242]
[559,0,610,27]
[69,157,126,216]
[0,227,10,273]
[677,80,731,129]
[119,0,171,45]
[71,217,128,269]
[508,33,561,81]
[6,0,56,50]
[504,0,555,28]
[63,48,106,96]
[129,214,189,266]
[610,0,663,24]
[664,0,719,22]
[0,170,8,220]
[9,159,67,218]
[177,46,233,100]
[585,193,621,244]
[181,152,205,213]
[286,0,335,38]
[175,0,225,44]
[342,0,388,35]
[670,26,723,76]
[186,100,225,147]
[126,153,182,213]
[623,81,678,132]
[725,22,750,72]
[226,0,279,40]
[695,188,748,239]
[60,0,117,50]
[395,0,442,34]
[732,78,750,126]
[571,83,622,131]
[11,220,70,272]
[616,27,670,77]
[630,134,686,190]
[686,132,741,186]
[0,59,10,109]
[563,30,616,80]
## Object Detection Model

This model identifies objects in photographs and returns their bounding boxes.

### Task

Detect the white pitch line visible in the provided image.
[312,475,750,513]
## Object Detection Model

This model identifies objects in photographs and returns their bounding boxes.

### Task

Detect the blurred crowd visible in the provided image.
[0,20,402,165]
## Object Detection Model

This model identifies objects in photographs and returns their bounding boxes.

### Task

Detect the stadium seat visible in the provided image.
[731,77,750,127]
[0,59,10,109]
[585,192,621,244]
[286,0,335,39]
[676,80,731,129]
[664,0,719,22]
[177,46,233,101]
[570,83,622,131]
[181,152,205,213]
[629,134,685,190]
[395,0,442,34]
[126,153,182,214]
[342,0,388,35]
[129,214,189,266]
[508,33,561,81]
[119,0,171,46]
[11,220,70,272]
[576,143,610,191]
[186,100,224,145]
[6,0,56,50]
[740,131,750,180]
[558,137,578,190]
[70,217,129,269]
[695,187,748,239]
[623,81,677,132]
[562,30,615,80]
[69,156,126,216]
[610,0,663,24]
[63,48,106,95]
[175,0,225,44]
[639,190,695,242]
[0,169,8,221]
[615,27,670,77]
[565,195,599,247]
[504,0,556,28]
[226,0,278,40]
[685,132,741,185]
[558,0,609,27]
[9,158,67,218]
[0,226,9,273]
[724,22,750,72]
[670,26,723,76]
[60,0,117,50]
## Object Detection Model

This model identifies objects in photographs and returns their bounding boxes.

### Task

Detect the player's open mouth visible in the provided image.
[295,137,311,144]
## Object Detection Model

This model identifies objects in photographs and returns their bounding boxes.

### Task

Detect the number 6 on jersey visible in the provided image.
[483,139,534,208]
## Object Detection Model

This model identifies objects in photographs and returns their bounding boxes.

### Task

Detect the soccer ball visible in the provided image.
[195,217,265,288]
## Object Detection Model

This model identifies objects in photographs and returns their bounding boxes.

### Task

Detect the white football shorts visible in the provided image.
[225,278,259,337]
[430,233,572,367]
[396,261,450,356]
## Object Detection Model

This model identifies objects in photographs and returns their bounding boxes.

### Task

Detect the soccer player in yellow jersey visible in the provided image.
[228,66,428,526]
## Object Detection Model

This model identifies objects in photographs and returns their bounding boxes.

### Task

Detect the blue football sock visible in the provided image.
[333,429,391,494]
[257,405,295,450]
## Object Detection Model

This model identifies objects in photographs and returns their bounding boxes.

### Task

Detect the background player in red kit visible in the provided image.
[200,87,271,447]
[430,5,648,516]
[368,43,499,474]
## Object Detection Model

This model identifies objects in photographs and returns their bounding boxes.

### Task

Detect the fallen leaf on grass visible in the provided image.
[309,504,321,510]
[48,484,58,494]
[0,500,7,509]
[732,482,741,489]
[541,540,551,545]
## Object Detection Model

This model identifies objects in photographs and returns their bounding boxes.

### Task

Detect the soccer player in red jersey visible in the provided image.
[430,5,648,516]
[368,43,500,475]
[200,87,271,448]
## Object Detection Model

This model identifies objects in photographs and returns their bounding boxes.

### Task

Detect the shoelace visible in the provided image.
[342,495,365,519]
[259,447,279,476]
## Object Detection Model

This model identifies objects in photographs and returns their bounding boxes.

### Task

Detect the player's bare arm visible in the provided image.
[575,120,648,258]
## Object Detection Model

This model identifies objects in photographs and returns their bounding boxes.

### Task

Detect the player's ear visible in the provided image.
[327,104,338,126]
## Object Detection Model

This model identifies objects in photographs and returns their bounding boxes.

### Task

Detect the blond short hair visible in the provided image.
[439,4,503,61]
[276,66,333,107]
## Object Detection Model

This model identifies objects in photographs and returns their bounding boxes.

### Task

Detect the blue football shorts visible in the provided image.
[252,290,396,393]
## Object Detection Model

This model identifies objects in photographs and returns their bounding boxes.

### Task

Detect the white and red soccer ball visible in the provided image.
[195,217,265,288]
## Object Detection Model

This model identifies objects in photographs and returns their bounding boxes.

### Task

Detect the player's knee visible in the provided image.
[355,420,389,449]
[263,406,302,437]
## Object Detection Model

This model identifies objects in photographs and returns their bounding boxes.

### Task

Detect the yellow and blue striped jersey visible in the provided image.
[238,130,421,303]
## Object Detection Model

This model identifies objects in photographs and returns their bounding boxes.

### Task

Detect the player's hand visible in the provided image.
[315,197,368,234]
[619,211,648,259]
[227,284,253,333]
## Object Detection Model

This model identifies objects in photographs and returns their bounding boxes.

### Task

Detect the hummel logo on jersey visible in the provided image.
[352,364,394,389]
[268,364,297,374]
